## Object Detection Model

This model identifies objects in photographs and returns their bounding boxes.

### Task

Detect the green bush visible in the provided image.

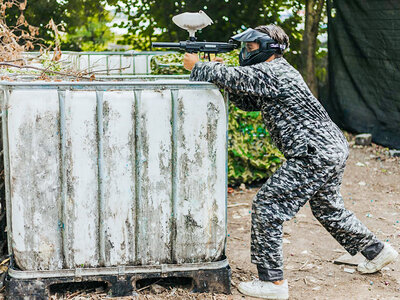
[150,52,189,75]
[228,105,284,185]
[151,51,284,185]
[150,51,239,75]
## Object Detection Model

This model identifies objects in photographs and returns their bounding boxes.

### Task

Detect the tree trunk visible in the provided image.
[300,0,324,98]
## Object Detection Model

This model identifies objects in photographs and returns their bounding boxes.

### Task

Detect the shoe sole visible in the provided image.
[237,285,289,300]
[358,250,398,274]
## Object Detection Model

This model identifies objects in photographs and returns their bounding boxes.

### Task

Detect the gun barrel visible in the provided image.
[152,41,238,54]
[152,42,181,49]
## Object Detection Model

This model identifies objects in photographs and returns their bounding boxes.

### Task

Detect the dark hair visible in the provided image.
[255,24,290,57]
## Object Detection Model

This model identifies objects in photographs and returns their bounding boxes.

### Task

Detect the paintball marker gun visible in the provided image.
[152,10,238,60]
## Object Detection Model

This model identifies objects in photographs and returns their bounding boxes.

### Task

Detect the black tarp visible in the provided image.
[326,0,400,149]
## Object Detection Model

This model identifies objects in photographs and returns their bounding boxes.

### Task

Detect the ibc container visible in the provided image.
[68,51,172,75]
[0,79,230,297]
[23,51,173,75]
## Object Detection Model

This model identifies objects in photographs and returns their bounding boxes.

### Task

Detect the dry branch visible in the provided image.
[0,1,131,81]
[0,0,80,80]
[0,62,92,80]
[80,65,132,75]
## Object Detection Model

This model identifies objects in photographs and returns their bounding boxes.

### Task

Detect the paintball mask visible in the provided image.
[231,28,287,66]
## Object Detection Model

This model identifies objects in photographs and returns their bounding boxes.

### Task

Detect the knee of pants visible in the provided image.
[309,200,328,221]
[253,200,285,226]
[309,200,346,227]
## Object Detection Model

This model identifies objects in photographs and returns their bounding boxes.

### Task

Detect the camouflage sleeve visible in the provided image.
[189,62,277,111]
[226,93,260,111]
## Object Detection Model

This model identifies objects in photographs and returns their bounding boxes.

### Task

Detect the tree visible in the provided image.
[115,1,301,56]
[7,0,118,51]
[5,0,62,43]
[15,0,326,93]
[299,0,326,97]
[58,0,116,51]
[115,0,326,95]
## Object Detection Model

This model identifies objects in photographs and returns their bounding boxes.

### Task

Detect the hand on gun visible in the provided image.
[183,53,224,71]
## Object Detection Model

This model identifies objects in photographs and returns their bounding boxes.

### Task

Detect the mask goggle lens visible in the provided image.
[240,42,254,59]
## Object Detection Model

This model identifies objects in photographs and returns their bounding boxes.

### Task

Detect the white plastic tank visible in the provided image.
[69,52,160,75]
[0,79,227,272]
[23,51,171,75]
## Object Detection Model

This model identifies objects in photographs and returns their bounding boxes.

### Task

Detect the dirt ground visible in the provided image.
[27,139,400,299]
[226,142,400,300]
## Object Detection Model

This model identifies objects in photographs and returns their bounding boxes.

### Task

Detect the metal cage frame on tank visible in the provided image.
[0,78,231,299]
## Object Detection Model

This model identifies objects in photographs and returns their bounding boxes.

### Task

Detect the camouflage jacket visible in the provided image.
[189,57,347,159]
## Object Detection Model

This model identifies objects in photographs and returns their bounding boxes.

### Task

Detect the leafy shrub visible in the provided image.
[228,105,284,185]
[151,52,189,75]
[151,51,284,185]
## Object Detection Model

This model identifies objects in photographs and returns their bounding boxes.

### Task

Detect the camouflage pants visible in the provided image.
[251,141,381,281]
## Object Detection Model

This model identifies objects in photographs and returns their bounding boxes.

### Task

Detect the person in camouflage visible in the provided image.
[184,24,397,299]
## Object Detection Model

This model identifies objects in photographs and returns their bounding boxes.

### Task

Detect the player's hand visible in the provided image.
[212,56,224,63]
[183,53,199,71]
[200,54,224,64]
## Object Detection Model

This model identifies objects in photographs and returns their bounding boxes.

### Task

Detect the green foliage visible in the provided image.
[150,50,241,75]
[151,50,284,185]
[228,105,284,185]
[62,14,114,51]
[151,52,189,75]
[116,0,280,42]
[60,0,118,51]
[315,46,328,83]
[16,0,327,90]
[118,33,152,51]
[6,0,62,42]
[38,52,64,72]
[115,0,327,86]
[0,51,69,76]
[11,0,118,51]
